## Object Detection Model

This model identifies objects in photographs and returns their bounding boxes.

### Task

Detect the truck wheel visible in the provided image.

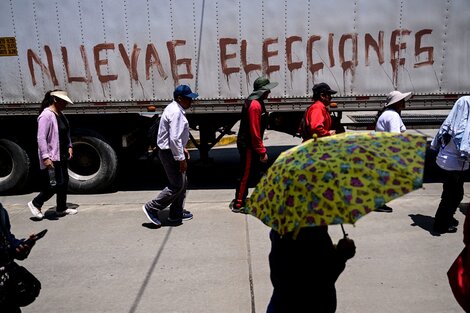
[68,136,118,193]
[0,139,30,194]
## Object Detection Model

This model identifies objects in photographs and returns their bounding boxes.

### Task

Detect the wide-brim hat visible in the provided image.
[385,91,412,107]
[51,90,73,104]
[247,77,278,100]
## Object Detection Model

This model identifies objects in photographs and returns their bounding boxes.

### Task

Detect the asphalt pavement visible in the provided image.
[0,130,467,313]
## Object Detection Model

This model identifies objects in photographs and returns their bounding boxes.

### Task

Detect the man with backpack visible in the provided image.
[142,85,198,227]
[230,77,278,213]
[299,83,337,141]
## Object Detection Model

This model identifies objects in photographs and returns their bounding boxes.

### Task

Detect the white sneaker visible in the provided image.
[28,201,43,219]
[56,208,78,216]
[65,208,78,215]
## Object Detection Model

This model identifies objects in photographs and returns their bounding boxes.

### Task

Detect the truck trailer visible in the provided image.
[1,0,469,194]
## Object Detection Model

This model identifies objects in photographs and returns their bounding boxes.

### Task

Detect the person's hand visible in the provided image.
[68,147,73,160]
[15,235,36,260]
[337,237,356,260]
[43,158,53,168]
[329,130,336,136]
[184,148,190,160]
[260,153,268,163]
[179,159,187,173]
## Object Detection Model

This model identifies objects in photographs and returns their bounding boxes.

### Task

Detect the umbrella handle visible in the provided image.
[341,224,348,238]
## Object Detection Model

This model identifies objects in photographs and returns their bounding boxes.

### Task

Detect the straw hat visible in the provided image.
[385,91,411,107]
[51,90,73,104]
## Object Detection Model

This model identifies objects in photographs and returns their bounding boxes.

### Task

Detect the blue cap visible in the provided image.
[173,85,199,100]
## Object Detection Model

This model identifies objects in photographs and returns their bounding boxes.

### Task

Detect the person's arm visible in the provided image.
[37,112,54,161]
[0,206,34,262]
[247,101,267,158]
[66,115,73,159]
[308,105,331,137]
[331,237,356,281]
[168,112,186,161]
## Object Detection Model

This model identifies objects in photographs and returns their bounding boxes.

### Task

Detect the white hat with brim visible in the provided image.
[385,91,411,107]
[51,90,73,104]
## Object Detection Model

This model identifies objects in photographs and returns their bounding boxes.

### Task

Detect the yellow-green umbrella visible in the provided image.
[244,131,426,236]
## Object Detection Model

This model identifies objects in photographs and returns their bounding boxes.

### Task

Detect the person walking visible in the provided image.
[375,90,411,133]
[430,96,470,234]
[299,82,337,141]
[142,85,197,227]
[374,90,412,213]
[28,90,77,219]
[229,77,278,213]
[266,226,356,313]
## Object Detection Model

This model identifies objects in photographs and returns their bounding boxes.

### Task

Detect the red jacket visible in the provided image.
[237,99,267,156]
[302,100,332,140]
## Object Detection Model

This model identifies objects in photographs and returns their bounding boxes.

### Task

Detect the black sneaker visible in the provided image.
[433,223,458,234]
[182,211,193,221]
[142,205,161,227]
[166,217,183,226]
[375,204,393,213]
[450,217,459,227]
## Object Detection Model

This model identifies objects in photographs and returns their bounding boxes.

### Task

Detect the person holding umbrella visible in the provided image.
[243,131,427,312]
[267,226,355,312]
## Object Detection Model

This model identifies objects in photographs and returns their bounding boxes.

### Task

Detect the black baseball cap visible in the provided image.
[312,83,337,95]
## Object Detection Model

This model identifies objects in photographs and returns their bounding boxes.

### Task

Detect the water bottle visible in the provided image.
[48,167,57,187]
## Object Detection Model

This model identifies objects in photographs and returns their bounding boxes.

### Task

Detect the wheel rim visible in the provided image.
[68,141,102,181]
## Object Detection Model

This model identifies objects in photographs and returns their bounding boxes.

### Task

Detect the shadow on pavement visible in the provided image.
[116,145,293,191]
[409,214,436,234]
[409,203,469,236]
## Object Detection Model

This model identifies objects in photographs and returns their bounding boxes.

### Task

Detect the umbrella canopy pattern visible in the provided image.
[244,131,426,235]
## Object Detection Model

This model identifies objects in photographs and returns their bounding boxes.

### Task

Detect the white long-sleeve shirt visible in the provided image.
[157,100,189,161]
[436,139,469,171]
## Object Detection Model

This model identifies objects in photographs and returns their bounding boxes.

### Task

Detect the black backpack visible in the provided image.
[299,107,311,140]
[147,115,161,148]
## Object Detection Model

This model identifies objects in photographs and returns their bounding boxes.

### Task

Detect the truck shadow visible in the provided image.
[8,144,467,195]
[116,145,292,191]
[117,144,453,191]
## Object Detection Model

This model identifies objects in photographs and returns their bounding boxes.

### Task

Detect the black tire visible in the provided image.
[0,139,30,194]
[68,135,118,193]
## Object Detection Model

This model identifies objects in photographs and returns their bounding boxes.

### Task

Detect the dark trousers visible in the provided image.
[146,149,187,220]
[234,148,266,207]
[266,228,341,313]
[434,169,465,227]
[32,160,69,212]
